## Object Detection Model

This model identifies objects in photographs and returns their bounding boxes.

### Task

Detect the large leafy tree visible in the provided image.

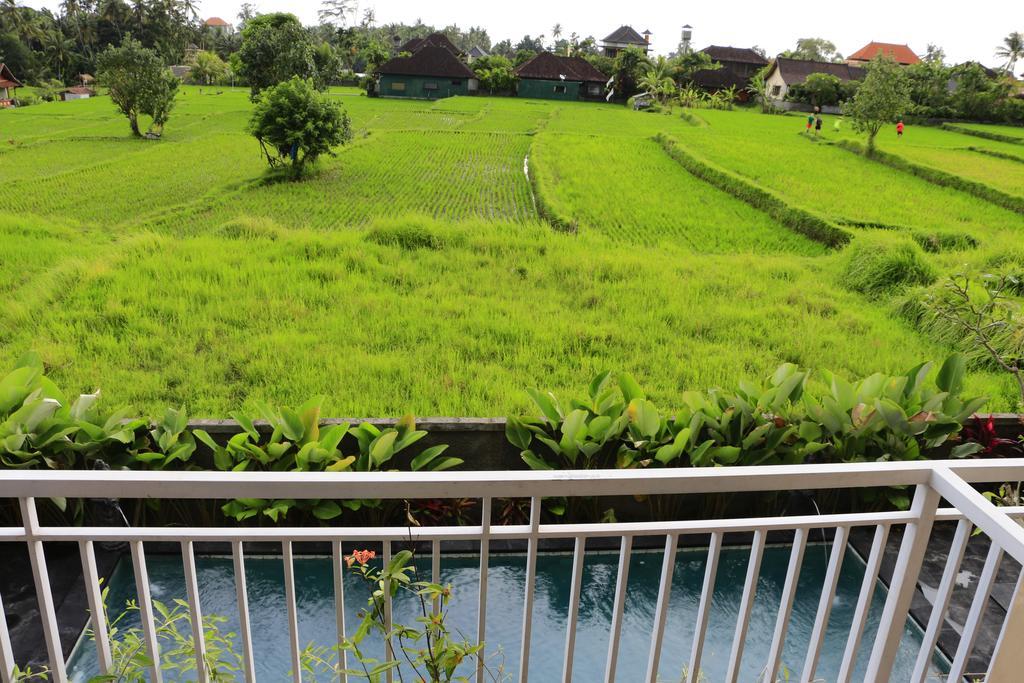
[190,49,228,85]
[995,32,1024,74]
[238,12,316,100]
[248,76,352,177]
[782,37,844,63]
[612,46,651,98]
[97,36,179,137]
[843,56,911,151]
[639,55,677,104]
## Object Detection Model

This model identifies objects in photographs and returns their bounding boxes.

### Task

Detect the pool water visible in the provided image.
[68,543,949,682]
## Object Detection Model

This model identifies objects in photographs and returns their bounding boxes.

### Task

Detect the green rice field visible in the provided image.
[2,87,1023,415]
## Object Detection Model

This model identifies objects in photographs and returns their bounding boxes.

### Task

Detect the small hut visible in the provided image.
[0,63,23,108]
[78,73,95,87]
[61,86,96,101]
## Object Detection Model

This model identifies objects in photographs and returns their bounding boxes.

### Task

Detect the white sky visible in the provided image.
[23,0,1024,67]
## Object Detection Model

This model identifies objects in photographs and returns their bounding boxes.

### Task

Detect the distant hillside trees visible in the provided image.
[97,37,179,137]
[238,13,316,100]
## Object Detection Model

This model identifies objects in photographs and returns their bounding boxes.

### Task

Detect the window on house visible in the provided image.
[771,85,781,97]
[424,82,439,90]
[391,82,406,91]
[588,84,600,95]
[451,80,462,86]
[554,85,567,94]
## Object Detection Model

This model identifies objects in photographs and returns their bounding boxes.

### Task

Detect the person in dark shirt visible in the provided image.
[815,114,823,136]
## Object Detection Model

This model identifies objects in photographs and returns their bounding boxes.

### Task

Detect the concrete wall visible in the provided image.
[765,68,789,102]
[380,74,471,100]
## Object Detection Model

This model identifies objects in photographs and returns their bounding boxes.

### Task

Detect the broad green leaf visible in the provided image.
[936,354,966,396]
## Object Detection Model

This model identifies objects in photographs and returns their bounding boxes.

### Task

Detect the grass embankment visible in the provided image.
[2,91,1023,412]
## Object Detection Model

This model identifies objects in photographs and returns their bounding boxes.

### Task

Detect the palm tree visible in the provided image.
[43,28,76,81]
[318,0,354,26]
[639,55,677,105]
[99,0,128,40]
[995,32,1024,74]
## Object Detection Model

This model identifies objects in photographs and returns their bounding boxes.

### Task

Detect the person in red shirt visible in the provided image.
[897,119,905,138]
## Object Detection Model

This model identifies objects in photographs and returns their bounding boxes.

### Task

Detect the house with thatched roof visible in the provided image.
[599,26,651,58]
[61,86,96,101]
[0,63,23,108]
[764,58,866,103]
[515,52,609,101]
[692,46,769,97]
[376,46,476,99]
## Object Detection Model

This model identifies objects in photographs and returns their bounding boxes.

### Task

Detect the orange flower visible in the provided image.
[345,549,377,567]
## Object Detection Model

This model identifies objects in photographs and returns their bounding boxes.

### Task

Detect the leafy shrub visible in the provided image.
[509,355,986,477]
[248,76,353,177]
[840,237,936,297]
[0,355,455,524]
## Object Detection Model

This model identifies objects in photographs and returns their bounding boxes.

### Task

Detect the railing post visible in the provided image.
[0,586,14,683]
[19,497,67,681]
[864,483,940,682]
[988,572,1024,680]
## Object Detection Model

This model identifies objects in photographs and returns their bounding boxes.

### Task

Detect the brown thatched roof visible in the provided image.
[602,26,647,45]
[0,63,23,89]
[770,58,866,85]
[515,52,608,83]
[399,33,461,56]
[377,46,475,79]
[700,46,768,66]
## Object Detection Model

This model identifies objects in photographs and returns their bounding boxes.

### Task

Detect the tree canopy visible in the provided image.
[843,56,911,150]
[238,12,316,100]
[96,36,179,137]
[248,76,352,177]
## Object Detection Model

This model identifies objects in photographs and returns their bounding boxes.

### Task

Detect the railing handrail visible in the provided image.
[2,458,1024,499]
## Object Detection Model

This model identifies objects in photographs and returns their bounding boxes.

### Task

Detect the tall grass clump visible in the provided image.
[365,217,466,250]
[840,236,937,297]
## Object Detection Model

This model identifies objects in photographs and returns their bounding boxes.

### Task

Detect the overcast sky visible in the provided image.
[24,0,1023,67]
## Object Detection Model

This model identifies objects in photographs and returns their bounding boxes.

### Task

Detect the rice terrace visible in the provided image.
[2,88,1024,414]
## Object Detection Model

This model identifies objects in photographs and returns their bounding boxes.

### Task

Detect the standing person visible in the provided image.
[897,119,905,138]
[806,112,815,134]
[815,113,823,136]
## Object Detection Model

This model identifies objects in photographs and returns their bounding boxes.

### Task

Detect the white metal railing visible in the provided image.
[3,460,1024,683]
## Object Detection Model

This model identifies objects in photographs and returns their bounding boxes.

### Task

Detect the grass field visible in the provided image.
[2,88,1023,415]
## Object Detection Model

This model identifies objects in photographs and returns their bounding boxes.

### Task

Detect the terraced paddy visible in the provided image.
[2,88,1023,414]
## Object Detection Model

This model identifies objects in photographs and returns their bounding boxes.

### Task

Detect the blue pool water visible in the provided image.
[68,544,949,682]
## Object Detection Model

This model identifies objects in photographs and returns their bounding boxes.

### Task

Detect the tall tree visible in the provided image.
[97,36,179,137]
[238,12,316,100]
[843,56,911,151]
[782,37,843,63]
[995,32,1024,74]
[318,0,354,27]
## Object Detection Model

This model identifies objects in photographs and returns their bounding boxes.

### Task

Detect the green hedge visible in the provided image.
[835,139,1024,215]
[941,123,1024,146]
[656,134,852,248]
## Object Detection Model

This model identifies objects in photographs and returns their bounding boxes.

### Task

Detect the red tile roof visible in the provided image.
[847,42,920,65]
[204,17,229,26]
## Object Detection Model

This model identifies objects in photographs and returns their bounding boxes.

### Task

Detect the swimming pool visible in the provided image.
[67,543,950,681]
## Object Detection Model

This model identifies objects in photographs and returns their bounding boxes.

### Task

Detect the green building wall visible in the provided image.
[379,75,471,100]
[517,79,581,101]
